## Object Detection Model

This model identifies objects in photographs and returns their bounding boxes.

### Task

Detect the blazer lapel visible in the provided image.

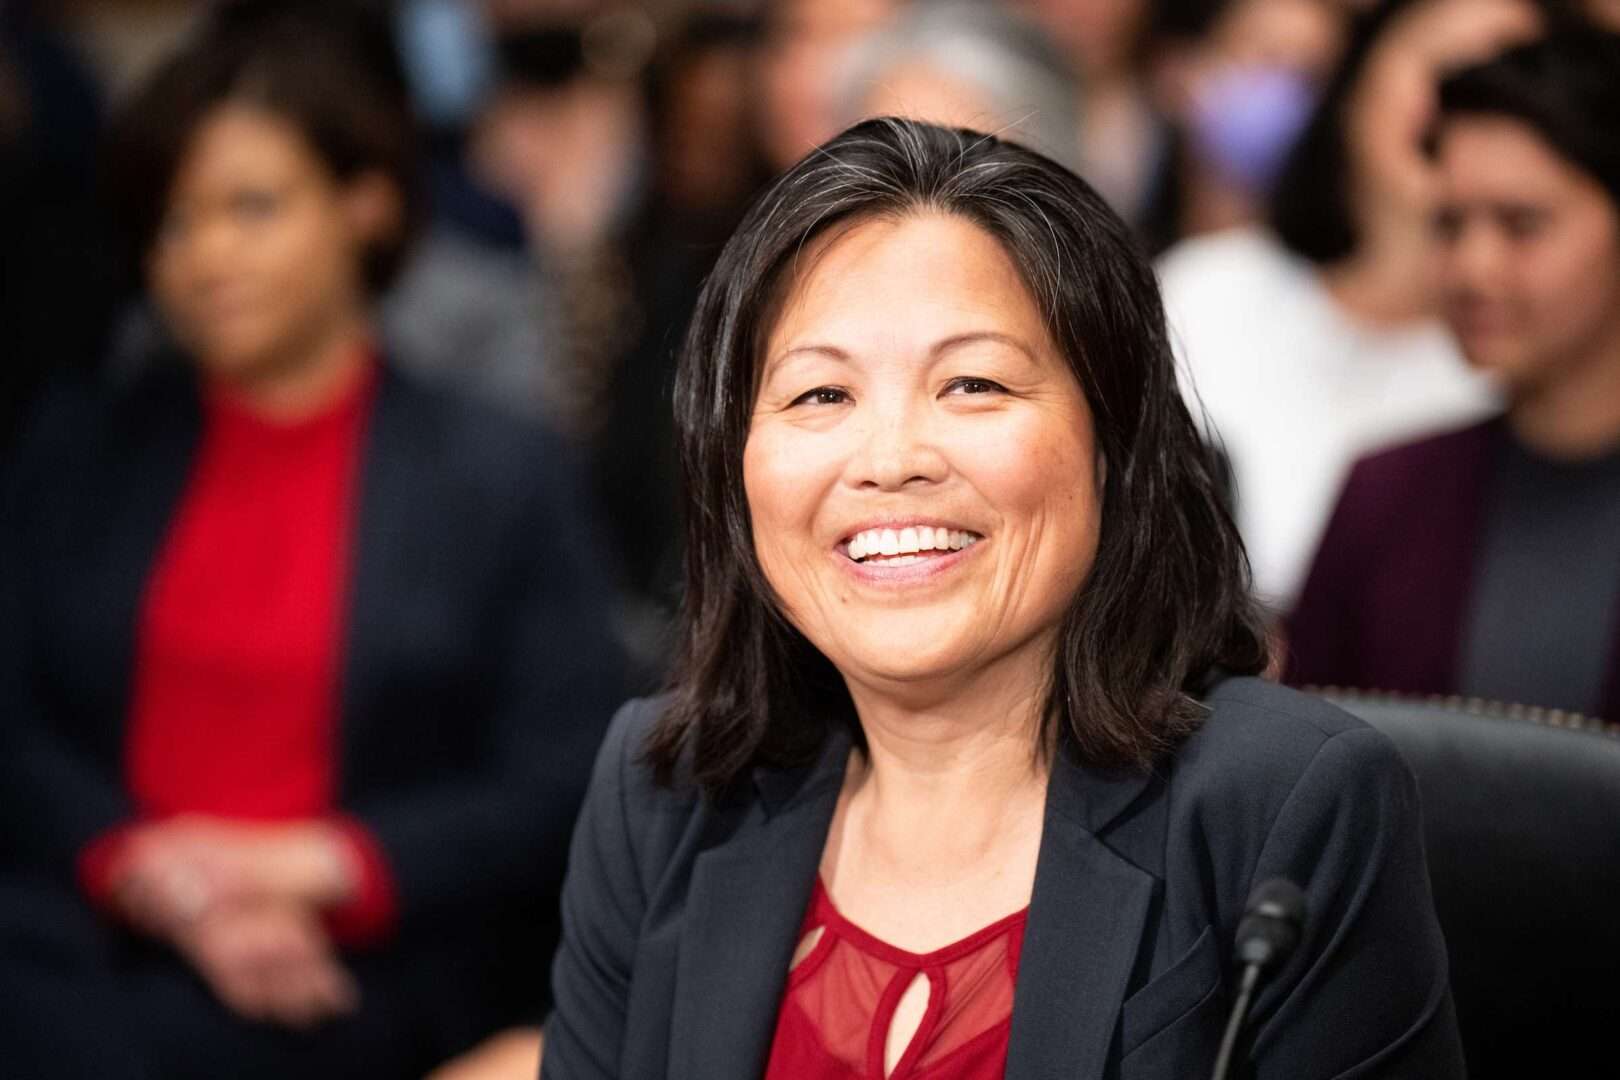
[80,369,200,758]
[339,366,424,763]
[1005,752,1158,1080]
[668,737,847,1080]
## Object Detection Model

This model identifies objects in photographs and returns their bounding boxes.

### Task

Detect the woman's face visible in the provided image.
[148,103,388,385]
[744,213,1101,699]
[1435,116,1620,392]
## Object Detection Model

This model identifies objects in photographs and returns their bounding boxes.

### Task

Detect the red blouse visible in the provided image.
[765,879,1027,1080]
[78,359,394,945]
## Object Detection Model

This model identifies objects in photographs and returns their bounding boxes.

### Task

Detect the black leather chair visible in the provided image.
[1324,691,1620,1079]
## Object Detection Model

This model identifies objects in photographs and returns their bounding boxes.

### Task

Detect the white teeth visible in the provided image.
[844,525,981,562]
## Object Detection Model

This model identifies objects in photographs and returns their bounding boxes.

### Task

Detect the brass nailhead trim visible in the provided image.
[1306,686,1620,741]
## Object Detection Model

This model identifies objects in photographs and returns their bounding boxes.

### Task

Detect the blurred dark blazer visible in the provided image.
[1285,417,1620,716]
[542,678,1464,1080]
[0,360,628,956]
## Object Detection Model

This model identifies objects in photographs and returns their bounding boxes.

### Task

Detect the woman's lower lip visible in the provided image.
[835,542,981,585]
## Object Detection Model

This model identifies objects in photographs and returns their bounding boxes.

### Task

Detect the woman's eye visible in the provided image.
[232,190,282,220]
[790,387,850,407]
[945,377,1005,396]
[1501,208,1548,241]
[1432,207,1464,243]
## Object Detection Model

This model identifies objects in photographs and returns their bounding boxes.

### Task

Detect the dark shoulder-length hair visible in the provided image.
[102,0,421,293]
[647,117,1268,793]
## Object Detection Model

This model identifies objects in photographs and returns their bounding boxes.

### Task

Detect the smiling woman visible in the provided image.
[656,121,1268,788]
[542,118,1464,1080]
[744,213,1101,709]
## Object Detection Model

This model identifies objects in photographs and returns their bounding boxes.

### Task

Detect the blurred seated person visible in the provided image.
[0,5,627,1077]
[839,0,1082,174]
[755,0,904,175]
[1287,26,1620,718]
[1157,0,1531,612]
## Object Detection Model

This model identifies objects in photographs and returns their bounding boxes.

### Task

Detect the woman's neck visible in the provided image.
[837,659,1051,876]
[208,312,375,423]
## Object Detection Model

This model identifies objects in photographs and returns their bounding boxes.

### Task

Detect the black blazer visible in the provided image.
[543,679,1464,1079]
[0,363,628,943]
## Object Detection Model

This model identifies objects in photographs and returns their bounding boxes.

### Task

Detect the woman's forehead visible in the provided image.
[761,212,1050,361]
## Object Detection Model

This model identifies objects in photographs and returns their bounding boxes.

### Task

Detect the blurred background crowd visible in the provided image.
[3,0,1619,1077]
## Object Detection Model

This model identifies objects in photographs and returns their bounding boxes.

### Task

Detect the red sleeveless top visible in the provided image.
[764,879,1027,1079]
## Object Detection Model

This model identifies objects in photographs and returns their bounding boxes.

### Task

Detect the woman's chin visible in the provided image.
[824,626,998,693]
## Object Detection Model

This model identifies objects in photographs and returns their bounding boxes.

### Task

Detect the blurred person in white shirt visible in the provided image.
[1157,0,1537,610]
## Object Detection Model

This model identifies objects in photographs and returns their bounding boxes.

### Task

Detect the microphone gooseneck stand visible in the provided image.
[1209,878,1307,1080]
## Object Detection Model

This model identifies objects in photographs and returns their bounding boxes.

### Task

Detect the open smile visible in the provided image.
[833,522,986,584]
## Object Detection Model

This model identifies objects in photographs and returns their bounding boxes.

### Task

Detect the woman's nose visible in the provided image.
[174,212,243,283]
[849,394,949,491]
[1448,218,1509,288]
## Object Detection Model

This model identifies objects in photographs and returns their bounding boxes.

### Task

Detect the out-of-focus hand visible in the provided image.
[110,817,356,938]
[171,899,359,1029]
[425,1027,544,1080]
[1347,0,1542,209]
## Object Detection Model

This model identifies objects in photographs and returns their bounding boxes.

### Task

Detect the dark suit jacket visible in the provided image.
[0,362,629,948]
[1285,417,1620,717]
[542,678,1463,1079]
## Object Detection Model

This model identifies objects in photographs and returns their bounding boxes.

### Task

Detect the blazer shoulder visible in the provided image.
[595,693,676,792]
[381,366,562,464]
[1181,677,1411,809]
[1202,675,1364,738]
[1345,416,1502,504]
[585,694,709,880]
[374,366,594,526]
[10,366,190,457]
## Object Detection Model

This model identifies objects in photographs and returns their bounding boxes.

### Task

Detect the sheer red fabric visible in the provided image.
[765,878,1026,1079]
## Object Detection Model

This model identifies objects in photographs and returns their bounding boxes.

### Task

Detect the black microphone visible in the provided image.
[1209,878,1307,1080]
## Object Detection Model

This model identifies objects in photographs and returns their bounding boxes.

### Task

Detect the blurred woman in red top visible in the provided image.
[0,5,626,1077]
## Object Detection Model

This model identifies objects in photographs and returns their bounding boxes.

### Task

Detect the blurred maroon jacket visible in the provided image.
[1285,416,1620,719]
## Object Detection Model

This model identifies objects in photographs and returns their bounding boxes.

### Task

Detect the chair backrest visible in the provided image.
[1324,691,1620,1079]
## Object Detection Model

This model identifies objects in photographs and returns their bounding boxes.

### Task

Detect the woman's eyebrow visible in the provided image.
[762,344,851,383]
[763,331,1038,382]
[931,331,1038,362]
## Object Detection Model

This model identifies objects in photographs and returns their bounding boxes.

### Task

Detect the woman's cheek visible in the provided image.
[957,411,1092,512]
[745,427,824,567]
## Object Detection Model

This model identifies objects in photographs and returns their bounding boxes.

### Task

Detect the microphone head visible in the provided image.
[1234,878,1307,971]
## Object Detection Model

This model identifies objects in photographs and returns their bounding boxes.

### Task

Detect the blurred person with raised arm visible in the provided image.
[1157,0,1534,612]
[1288,25,1620,719]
